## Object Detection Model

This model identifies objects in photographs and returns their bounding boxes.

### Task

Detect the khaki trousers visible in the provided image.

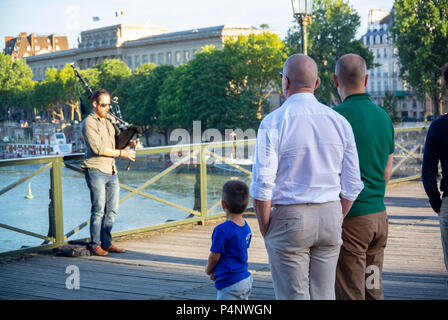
[264,201,343,300]
[335,210,388,300]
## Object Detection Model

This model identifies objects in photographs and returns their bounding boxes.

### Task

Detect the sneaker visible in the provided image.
[105,244,126,253]
[92,246,109,256]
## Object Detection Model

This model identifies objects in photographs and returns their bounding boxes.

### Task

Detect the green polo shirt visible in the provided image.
[333,93,394,219]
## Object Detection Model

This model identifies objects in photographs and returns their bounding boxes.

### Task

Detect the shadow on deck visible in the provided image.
[0,181,447,300]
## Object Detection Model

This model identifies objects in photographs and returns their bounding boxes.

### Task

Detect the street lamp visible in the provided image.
[291,0,315,55]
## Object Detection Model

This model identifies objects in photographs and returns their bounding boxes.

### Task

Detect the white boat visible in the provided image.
[1,132,73,159]
[213,157,253,175]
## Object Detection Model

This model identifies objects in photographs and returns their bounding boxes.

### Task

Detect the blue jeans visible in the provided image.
[85,168,120,250]
[217,276,253,300]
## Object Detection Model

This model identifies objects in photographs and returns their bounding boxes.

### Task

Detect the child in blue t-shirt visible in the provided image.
[205,180,253,300]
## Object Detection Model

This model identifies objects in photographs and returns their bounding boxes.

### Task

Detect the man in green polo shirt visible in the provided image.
[332,54,395,300]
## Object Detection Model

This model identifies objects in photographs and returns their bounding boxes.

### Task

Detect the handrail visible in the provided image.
[0,140,255,256]
[0,127,429,255]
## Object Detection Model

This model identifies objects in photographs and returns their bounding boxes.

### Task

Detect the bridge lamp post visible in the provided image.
[291,0,315,55]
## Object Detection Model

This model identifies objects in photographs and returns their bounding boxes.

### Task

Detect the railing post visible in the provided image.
[50,157,64,245]
[199,144,208,225]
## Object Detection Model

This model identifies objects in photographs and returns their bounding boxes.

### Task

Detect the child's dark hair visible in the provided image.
[90,89,110,105]
[222,180,249,214]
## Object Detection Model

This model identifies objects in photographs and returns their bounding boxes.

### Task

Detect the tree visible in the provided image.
[381,91,401,123]
[59,64,83,122]
[223,32,286,120]
[285,0,375,105]
[158,35,286,132]
[96,59,132,96]
[117,64,175,145]
[38,68,66,122]
[390,0,448,119]
[0,53,34,118]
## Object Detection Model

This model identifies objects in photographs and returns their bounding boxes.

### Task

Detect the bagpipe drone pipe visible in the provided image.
[71,63,144,151]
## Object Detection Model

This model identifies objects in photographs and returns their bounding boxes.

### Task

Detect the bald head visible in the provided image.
[283,54,319,92]
[335,54,367,89]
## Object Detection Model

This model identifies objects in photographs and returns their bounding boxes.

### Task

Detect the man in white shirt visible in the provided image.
[250,54,364,300]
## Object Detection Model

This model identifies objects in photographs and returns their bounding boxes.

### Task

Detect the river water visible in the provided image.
[0,160,250,253]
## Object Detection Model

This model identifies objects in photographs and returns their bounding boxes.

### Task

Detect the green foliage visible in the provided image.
[224,33,286,117]
[95,59,132,95]
[285,0,375,105]
[390,0,448,118]
[1,34,285,130]
[118,64,175,127]
[0,53,34,110]
[158,33,286,131]
[381,91,401,123]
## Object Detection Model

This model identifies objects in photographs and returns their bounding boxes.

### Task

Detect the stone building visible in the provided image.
[3,33,69,60]
[25,24,276,81]
[361,9,429,121]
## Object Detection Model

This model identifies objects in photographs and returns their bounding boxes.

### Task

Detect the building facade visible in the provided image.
[25,24,276,81]
[4,33,69,60]
[362,9,429,121]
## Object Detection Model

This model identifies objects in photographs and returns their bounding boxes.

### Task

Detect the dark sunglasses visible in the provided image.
[279,71,290,82]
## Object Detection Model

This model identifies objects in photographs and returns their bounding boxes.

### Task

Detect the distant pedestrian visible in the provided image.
[422,63,448,272]
[332,54,395,300]
[205,180,253,300]
[250,54,364,300]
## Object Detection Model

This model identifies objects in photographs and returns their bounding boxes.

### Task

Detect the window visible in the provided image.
[175,51,181,65]
[158,53,164,65]
[383,35,388,44]
[150,54,156,63]
[166,52,172,65]
[393,79,397,91]
[48,45,52,50]
[376,35,381,44]
[35,45,40,50]
[384,81,389,91]
[56,45,60,50]
[183,50,190,63]
[142,55,148,64]
[377,81,381,92]
[135,55,140,68]
[127,56,133,68]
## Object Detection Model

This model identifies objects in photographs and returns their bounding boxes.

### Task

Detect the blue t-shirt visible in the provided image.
[210,220,252,290]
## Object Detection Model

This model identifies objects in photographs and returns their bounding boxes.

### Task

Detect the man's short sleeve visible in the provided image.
[210,226,226,254]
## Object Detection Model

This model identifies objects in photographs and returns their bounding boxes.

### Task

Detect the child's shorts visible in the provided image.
[217,275,253,300]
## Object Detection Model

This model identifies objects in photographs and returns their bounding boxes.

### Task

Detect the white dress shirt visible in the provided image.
[250,92,363,205]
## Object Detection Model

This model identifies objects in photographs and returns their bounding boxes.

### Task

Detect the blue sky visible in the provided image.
[0,0,394,51]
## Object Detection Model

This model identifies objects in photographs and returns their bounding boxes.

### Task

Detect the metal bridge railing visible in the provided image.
[0,126,430,255]
[0,139,255,256]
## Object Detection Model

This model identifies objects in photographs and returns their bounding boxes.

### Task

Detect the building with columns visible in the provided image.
[25,24,276,81]
[361,9,429,121]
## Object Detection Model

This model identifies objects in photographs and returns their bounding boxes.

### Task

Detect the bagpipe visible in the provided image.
[71,63,143,168]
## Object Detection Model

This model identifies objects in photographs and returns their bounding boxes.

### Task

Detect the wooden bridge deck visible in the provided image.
[0,181,447,300]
